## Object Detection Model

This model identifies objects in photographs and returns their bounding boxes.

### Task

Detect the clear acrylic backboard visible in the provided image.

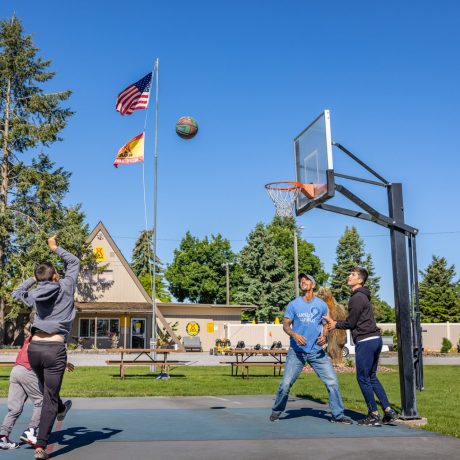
[294,110,335,215]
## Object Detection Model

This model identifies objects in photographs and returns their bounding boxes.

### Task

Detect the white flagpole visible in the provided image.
[151,58,159,361]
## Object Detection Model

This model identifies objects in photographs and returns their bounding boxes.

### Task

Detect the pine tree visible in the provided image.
[267,216,327,286]
[330,226,389,320]
[330,227,366,302]
[131,230,171,302]
[419,256,459,322]
[0,17,72,342]
[5,154,93,342]
[235,223,292,322]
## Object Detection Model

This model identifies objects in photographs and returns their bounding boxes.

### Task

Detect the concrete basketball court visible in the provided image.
[1,395,459,459]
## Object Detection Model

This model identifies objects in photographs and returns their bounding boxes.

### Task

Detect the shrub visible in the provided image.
[440,337,452,353]
[67,342,77,351]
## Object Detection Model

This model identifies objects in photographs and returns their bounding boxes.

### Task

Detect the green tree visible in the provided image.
[0,17,72,342]
[165,232,240,304]
[6,154,93,342]
[267,216,327,285]
[419,256,459,322]
[131,229,171,302]
[330,226,392,321]
[235,223,292,322]
[330,227,365,301]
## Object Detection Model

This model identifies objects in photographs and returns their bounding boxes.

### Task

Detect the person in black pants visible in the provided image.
[323,267,398,426]
[13,236,79,459]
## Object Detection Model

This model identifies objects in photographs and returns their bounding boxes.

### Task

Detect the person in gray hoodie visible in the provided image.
[12,236,80,460]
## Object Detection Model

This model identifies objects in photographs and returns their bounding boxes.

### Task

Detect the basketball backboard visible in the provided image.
[294,110,334,215]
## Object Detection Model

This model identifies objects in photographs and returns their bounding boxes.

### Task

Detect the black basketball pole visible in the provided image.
[388,183,419,418]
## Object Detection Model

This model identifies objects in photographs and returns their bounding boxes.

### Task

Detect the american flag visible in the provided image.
[116,72,152,115]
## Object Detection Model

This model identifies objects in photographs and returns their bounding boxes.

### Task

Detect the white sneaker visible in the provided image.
[0,435,20,449]
[20,427,37,446]
[57,400,72,421]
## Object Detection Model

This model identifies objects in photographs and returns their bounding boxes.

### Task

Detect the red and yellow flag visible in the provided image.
[114,132,145,167]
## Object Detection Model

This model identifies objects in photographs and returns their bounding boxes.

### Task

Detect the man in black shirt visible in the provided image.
[323,267,398,426]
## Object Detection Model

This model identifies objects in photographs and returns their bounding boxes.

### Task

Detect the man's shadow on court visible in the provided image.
[47,426,122,457]
[281,396,364,422]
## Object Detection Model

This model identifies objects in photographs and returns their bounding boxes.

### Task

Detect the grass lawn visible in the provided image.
[0,365,457,438]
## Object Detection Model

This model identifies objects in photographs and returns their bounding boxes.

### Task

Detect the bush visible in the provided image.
[67,342,77,351]
[440,337,452,353]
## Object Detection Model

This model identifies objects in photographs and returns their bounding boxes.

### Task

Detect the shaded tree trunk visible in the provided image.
[0,78,11,345]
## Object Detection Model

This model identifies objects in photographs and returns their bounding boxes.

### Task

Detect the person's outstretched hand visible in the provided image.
[47,235,58,252]
[322,313,337,331]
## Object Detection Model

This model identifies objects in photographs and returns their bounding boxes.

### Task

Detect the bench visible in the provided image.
[0,362,15,367]
[183,336,202,352]
[220,361,284,378]
[105,360,186,379]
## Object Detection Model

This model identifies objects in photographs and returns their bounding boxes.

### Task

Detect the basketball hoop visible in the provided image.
[265,182,315,217]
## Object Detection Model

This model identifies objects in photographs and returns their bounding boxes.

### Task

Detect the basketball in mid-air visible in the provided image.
[175,116,198,139]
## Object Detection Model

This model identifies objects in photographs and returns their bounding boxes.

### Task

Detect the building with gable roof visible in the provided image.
[72,222,254,351]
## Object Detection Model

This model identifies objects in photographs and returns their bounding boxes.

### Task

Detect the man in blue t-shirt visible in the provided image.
[270,273,352,424]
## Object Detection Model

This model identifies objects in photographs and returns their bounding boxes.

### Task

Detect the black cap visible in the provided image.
[298,273,316,284]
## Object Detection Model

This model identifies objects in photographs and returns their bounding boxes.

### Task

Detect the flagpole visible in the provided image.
[152,58,159,360]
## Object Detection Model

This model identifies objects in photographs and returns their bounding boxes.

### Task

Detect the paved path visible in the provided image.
[0,396,458,459]
[1,351,459,366]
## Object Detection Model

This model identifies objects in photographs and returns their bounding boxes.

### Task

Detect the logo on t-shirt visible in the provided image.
[296,306,321,323]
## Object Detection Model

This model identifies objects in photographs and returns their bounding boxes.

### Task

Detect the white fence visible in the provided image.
[225,322,460,351]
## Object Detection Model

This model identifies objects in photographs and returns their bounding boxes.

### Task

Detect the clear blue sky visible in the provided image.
[2,0,460,304]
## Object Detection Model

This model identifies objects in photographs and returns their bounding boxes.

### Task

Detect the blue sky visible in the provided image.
[2,0,460,304]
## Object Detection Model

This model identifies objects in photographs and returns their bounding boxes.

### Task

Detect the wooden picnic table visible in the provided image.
[105,348,185,379]
[222,348,289,378]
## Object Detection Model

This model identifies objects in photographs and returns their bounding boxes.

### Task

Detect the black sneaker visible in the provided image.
[382,409,398,424]
[57,400,72,421]
[269,411,281,422]
[357,413,382,426]
[330,415,353,425]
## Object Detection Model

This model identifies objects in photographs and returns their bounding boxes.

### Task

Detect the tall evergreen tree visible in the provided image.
[0,17,72,342]
[330,227,367,302]
[131,229,171,302]
[5,154,93,342]
[330,226,390,321]
[165,232,240,304]
[267,216,327,286]
[235,223,292,322]
[419,256,459,322]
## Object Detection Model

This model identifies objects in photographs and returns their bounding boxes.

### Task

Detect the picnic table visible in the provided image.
[105,348,186,379]
[221,348,288,379]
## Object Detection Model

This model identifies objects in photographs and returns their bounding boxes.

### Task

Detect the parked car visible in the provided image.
[341,330,390,357]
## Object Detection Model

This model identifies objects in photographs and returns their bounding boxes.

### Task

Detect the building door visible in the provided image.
[131,318,146,348]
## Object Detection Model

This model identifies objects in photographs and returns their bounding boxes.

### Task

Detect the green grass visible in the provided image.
[0,365,457,438]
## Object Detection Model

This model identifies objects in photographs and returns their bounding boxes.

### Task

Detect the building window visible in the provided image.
[79,318,120,337]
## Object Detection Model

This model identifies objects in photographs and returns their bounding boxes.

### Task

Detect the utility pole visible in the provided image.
[222,262,234,304]
[293,225,304,297]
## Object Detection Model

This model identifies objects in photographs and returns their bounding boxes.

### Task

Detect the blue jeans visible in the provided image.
[272,348,345,418]
[355,337,390,412]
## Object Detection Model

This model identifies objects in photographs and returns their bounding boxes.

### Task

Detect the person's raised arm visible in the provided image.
[48,236,80,286]
[12,277,36,308]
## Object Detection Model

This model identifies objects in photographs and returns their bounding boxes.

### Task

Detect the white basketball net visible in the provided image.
[265,182,300,217]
